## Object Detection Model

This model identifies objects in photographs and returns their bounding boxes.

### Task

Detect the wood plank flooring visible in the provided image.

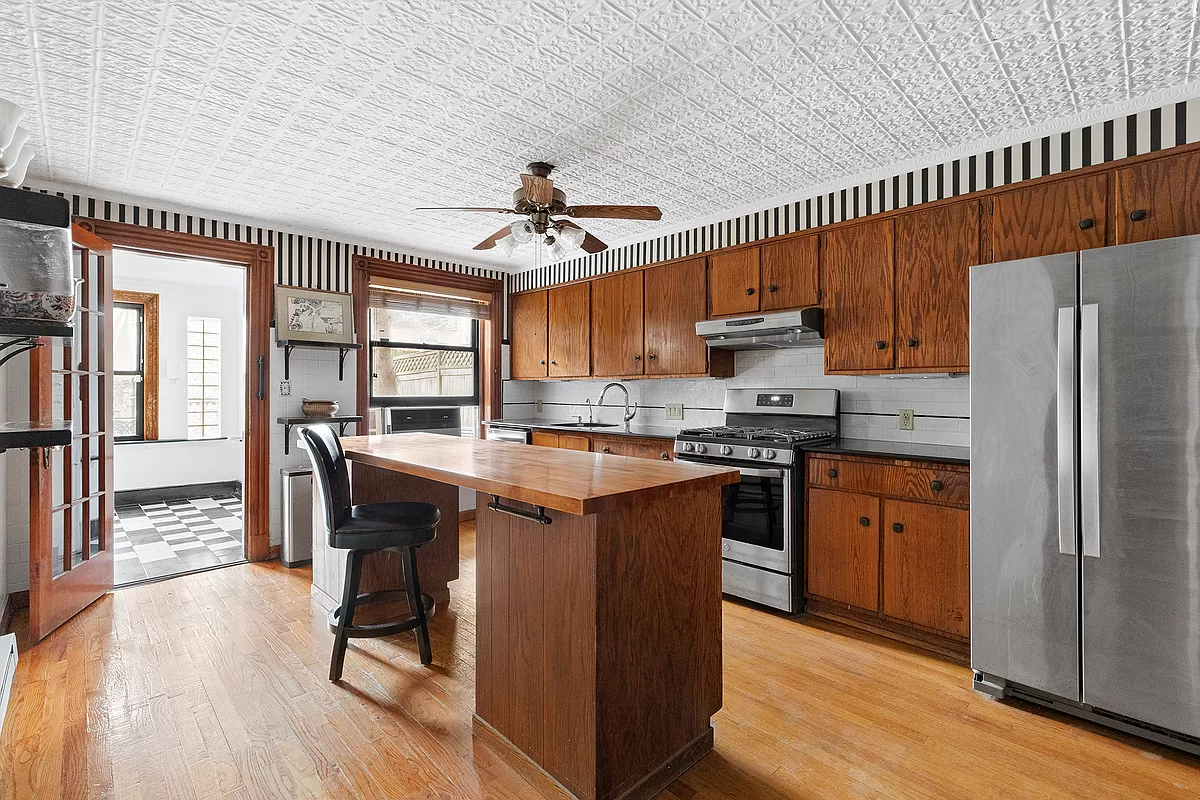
[2,521,1198,799]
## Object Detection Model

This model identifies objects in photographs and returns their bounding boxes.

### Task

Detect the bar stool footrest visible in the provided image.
[327,590,436,638]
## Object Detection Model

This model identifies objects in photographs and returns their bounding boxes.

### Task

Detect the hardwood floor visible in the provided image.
[2,521,1198,799]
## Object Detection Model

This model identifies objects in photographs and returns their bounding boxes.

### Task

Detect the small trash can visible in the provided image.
[281,466,314,568]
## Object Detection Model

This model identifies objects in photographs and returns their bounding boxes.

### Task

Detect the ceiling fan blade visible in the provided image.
[520,174,554,205]
[473,225,515,251]
[557,220,608,254]
[413,207,515,213]
[564,205,662,221]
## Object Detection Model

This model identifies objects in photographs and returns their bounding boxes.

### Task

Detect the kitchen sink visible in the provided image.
[552,422,619,428]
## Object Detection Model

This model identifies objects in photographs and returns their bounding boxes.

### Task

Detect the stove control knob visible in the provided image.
[764,449,777,460]
[695,443,707,454]
[683,442,695,453]
[748,447,762,459]
[722,543,730,552]
[720,445,733,456]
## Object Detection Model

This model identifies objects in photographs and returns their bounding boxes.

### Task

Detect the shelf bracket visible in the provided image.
[283,343,295,380]
[0,336,43,369]
[282,418,356,456]
[338,347,351,381]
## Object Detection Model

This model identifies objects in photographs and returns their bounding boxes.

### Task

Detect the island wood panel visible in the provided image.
[807,456,969,508]
[760,234,819,312]
[1115,148,1200,244]
[473,488,722,800]
[822,218,895,372]
[643,258,709,376]
[510,290,548,379]
[310,462,459,609]
[805,488,881,612]
[707,248,760,318]
[591,271,645,377]
[991,172,1109,261]
[894,200,979,370]
[548,282,591,377]
[340,434,738,517]
[882,499,971,638]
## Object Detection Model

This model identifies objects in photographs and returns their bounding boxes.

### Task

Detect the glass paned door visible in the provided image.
[28,224,115,641]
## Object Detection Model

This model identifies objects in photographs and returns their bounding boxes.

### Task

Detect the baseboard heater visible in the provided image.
[0,633,16,736]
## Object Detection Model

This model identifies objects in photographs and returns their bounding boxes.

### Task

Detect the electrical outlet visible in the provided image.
[898,408,915,431]
[535,399,543,413]
[279,380,291,397]
[665,403,684,420]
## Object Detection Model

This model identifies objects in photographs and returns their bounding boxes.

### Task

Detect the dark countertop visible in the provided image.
[483,417,683,440]
[802,437,970,465]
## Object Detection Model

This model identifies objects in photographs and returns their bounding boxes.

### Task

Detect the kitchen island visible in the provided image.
[333,433,739,800]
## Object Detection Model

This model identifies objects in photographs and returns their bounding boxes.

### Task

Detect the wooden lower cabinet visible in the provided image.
[528,430,674,461]
[805,452,970,659]
[530,431,590,451]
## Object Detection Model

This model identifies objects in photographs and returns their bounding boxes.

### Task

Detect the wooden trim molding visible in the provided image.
[113,289,160,440]
[75,218,275,562]
[351,255,504,433]
[1,591,29,635]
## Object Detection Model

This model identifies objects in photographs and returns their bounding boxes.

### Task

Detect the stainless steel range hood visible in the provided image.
[696,308,824,350]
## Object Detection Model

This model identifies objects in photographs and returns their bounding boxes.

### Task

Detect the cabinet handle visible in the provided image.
[1130,209,1148,222]
[660,451,670,460]
[767,284,778,293]
[647,353,656,360]
[601,446,611,454]
[907,338,919,347]
[746,287,756,296]
[827,468,838,479]
[540,359,546,365]
[550,360,557,365]
[633,354,641,361]
[1079,217,1095,230]
[930,479,944,492]
[876,340,888,350]
[859,516,870,527]
[892,522,904,533]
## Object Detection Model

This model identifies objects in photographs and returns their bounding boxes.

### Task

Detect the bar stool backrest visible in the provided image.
[300,424,351,546]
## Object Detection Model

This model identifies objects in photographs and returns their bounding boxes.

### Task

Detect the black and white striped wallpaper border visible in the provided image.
[19,186,506,291]
[507,99,1200,294]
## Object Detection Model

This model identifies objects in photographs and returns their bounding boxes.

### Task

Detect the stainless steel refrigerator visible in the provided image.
[971,235,1200,753]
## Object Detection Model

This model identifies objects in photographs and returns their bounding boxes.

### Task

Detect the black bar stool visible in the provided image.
[300,424,439,681]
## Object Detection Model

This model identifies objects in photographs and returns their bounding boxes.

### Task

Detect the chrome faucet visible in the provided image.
[597,382,638,430]
[585,398,593,424]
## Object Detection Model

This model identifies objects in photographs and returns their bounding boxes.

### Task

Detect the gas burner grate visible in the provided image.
[677,425,833,444]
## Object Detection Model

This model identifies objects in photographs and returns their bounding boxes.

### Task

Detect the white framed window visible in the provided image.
[186,317,221,439]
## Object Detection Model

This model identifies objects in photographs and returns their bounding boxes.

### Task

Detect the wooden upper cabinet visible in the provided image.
[1115,149,1200,244]
[708,248,760,317]
[644,258,708,376]
[760,235,819,312]
[591,271,645,377]
[822,218,895,373]
[547,282,590,378]
[806,488,881,611]
[991,173,1108,261]
[509,290,548,379]
[895,201,979,371]
[881,499,970,638]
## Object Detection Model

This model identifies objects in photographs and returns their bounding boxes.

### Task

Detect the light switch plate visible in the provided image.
[899,408,915,430]
[665,403,684,420]
[535,399,543,413]
[280,380,291,397]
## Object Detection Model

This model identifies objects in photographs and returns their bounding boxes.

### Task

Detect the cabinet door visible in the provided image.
[760,234,819,311]
[557,433,591,452]
[1115,149,1200,244]
[644,258,708,376]
[805,488,880,611]
[822,218,895,372]
[509,290,548,379]
[547,282,591,377]
[531,431,559,448]
[882,499,970,637]
[592,435,673,461]
[591,271,644,377]
[708,248,760,317]
[992,173,1108,261]
[895,201,979,370]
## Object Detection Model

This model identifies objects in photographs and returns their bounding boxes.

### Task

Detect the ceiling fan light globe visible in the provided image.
[557,224,586,250]
[510,219,535,244]
[496,233,518,257]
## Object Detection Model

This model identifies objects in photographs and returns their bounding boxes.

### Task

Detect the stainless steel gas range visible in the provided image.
[673,388,839,612]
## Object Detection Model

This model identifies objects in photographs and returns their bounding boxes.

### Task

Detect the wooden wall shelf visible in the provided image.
[276,339,362,381]
[0,421,73,453]
[278,415,364,455]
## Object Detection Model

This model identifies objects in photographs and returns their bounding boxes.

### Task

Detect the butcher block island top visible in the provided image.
[339,432,739,515]
[331,431,738,800]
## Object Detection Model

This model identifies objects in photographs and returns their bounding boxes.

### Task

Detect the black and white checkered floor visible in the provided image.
[114,495,244,586]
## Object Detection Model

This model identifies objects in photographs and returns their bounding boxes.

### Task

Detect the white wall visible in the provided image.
[502,347,970,448]
[112,252,245,491]
[4,357,29,597]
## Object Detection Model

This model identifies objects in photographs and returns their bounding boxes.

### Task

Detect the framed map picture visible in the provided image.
[275,287,354,344]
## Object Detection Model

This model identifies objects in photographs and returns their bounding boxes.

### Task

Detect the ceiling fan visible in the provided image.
[414,162,662,258]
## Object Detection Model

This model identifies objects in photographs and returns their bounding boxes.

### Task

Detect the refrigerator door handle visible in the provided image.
[1080,302,1101,558]
[1056,307,1077,556]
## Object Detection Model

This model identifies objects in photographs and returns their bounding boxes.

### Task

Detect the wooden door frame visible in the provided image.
[351,255,504,430]
[75,219,274,562]
[112,289,161,441]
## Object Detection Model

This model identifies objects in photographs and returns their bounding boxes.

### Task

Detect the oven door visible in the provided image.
[679,459,792,574]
